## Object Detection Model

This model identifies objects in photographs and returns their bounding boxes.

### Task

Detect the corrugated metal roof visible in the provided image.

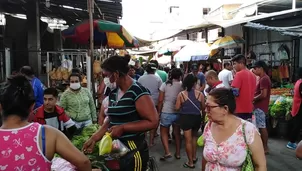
[0,0,122,24]
[207,8,302,28]
[245,22,302,37]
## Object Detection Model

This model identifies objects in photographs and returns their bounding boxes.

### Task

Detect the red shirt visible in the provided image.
[292,79,302,117]
[29,105,73,131]
[232,69,256,113]
[254,74,271,113]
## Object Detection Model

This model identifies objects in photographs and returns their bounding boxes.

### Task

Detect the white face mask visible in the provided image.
[70,83,81,90]
[104,77,117,90]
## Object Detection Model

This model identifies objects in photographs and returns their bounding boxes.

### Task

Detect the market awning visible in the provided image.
[138,29,183,42]
[244,22,302,37]
[173,21,216,36]
[154,55,171,65]
[206,8,302,28]
[128,49,157,55]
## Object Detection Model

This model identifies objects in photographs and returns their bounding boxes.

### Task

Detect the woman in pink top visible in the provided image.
[202,88,266,171]
[0,75,91,171]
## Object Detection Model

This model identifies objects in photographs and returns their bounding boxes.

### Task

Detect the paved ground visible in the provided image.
[148,136,302,171]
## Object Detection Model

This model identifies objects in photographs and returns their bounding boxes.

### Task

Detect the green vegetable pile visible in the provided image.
[269,96,292,118]
[55,124,108,170]
[72,124,99,153]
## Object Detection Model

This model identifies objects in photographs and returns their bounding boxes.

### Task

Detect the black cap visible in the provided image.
[252,60,267,69]
[146,63,157,71]
[191,63,198,72]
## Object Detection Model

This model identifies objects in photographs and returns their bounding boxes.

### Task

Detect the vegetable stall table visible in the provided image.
[268,88,293,138]
[52,124,109,171]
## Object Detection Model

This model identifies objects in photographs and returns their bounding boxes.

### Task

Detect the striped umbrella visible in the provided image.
[207,43,220,57]
[211,35,245,49]
[62,20,139,49]
[158,40,194,56]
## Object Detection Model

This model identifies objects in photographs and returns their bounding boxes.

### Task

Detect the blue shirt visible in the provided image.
[196,72,206,85]
[133,74,141,81]
[31,77,44,109]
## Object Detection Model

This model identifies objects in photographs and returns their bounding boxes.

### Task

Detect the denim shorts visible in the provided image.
[253,108,266,129]
[160,112,179,127]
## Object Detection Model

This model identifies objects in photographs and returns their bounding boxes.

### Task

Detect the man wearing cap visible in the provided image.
[190,63,206,92]
[149,60,168,82]
[138,63,162,146]
[253,60,271,154]
[134,60,145,76]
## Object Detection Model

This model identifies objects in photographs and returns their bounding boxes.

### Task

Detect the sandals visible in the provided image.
[174,153,181,160]
[193,158,198,164]
[160,154,172,161]
[183,163,195,169]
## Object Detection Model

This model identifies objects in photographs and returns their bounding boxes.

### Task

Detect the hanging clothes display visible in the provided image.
[278,62,289,79]
[272,67,280,82]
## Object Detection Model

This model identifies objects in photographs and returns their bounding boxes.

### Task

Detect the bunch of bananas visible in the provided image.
[49,67,71,81]
[93,60,102,80]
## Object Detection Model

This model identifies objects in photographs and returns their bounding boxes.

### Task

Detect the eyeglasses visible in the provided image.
[205,104,220,111]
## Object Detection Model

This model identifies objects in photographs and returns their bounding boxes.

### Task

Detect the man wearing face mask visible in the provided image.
[60,73,97,129]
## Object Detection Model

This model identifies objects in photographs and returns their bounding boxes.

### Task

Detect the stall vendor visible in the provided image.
[83,56,158,171]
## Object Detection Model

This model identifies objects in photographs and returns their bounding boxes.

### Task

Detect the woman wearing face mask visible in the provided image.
[83,56,159,171]
[60,73,97,129]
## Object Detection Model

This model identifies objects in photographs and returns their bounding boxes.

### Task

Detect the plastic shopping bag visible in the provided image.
[99,132,113,155]
[51,157,76,171]
[110,139,130,158]
[197,135,204,147]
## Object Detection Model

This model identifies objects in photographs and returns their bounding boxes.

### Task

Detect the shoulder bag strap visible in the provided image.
[242,123,248,144]
[41,125,46,156]
[181,92,201,112]
[242,122,251,154]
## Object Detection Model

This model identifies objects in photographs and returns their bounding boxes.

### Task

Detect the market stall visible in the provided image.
[51,124,159,171]
[268,86,293,137]
[52,124,108,170]
[46,50,104,101]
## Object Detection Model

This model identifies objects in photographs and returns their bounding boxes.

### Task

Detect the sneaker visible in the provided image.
[286,142,297,150]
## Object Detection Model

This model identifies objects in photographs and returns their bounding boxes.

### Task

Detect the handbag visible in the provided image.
[241,123,254,171]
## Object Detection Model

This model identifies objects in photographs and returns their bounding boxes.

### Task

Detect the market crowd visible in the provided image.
[1,54,302,171]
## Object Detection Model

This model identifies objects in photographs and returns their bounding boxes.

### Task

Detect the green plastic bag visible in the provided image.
[99,132,112,156]
[197,135,204,147]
